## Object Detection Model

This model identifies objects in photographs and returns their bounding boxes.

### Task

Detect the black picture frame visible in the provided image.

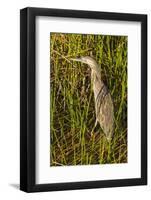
[20,7,147,192]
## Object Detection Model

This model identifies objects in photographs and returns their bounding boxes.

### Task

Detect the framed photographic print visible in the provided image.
[20,7,147,192]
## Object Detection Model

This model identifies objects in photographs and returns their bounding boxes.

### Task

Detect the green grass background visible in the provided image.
[50,33,127,166]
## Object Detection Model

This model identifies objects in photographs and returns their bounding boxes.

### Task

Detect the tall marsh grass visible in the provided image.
[50,33,127,166]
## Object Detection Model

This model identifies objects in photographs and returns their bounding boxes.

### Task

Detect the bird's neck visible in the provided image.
[91,69,101,83]
[91,70,103,99]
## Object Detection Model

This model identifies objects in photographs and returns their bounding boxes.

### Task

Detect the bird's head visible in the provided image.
[70,56,99,72]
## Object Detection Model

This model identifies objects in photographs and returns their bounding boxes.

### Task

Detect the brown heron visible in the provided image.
[70,56,114,141]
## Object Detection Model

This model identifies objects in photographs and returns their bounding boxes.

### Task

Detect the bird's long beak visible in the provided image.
[70,58,82,62]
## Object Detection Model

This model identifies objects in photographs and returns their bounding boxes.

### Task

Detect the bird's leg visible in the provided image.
[94,119,98,128]
[90,120,98,138]
[107,138,112,162]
